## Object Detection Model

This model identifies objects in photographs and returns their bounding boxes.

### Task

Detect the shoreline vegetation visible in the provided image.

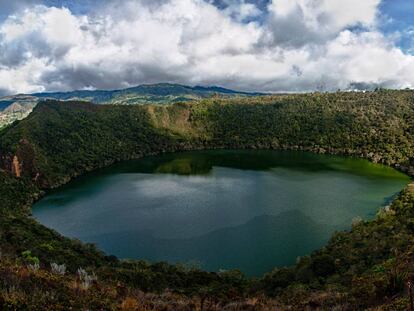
[1,90,414,310]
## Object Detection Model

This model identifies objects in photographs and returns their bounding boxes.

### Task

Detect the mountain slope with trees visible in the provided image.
[0,83,262,129]
[1,90,414,310]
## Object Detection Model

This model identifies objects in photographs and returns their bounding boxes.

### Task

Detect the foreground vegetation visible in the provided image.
[1,89,414,309]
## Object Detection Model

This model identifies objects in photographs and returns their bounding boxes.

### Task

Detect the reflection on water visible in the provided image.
[33,150,410,276]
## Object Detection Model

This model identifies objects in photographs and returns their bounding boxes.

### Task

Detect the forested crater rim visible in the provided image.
[1,92,414,309]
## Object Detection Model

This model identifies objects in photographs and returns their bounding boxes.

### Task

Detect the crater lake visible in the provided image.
[33,150,411,276]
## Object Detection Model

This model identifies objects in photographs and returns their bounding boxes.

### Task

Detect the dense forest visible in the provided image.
[1,90,414,310]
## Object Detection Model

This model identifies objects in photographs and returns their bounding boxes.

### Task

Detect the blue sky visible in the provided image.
[380,0,414,53]
[0,0,413,95]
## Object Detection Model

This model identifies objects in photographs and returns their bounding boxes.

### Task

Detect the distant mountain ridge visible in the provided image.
[32,83,262,102]
[0,83,264,128]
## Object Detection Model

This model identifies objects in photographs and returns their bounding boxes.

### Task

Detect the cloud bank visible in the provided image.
[0,0,413,95]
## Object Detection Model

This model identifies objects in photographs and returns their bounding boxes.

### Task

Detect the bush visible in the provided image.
[311,254,336,277]
[21,250,40,266]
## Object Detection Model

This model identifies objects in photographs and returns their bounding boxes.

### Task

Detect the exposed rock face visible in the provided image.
[1,139,38,180]
[12,155,21,177]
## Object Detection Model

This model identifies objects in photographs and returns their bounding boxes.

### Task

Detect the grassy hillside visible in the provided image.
[1,90,414,309]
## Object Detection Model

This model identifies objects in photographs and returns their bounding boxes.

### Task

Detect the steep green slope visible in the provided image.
[2,90,414,188]
[190,91,414,166]
[0,101,199,188]
[1,90,414,309]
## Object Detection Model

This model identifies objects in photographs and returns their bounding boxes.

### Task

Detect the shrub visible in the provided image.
[21,250,40,266]
[311,254,336,277]
[50,263,66,275]
[77,267,97,290]
[28,263,40,272]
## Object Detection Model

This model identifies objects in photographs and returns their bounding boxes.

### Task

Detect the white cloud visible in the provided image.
[265,0,381,47]
[221,0,261,22]
[320,0,380,29]
[0,58,52,94]
[0,0,413,95]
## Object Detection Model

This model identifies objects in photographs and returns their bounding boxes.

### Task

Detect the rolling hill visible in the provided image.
[0,83,263,128]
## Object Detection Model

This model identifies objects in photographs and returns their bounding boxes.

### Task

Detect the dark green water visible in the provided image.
[33,150,410,276]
